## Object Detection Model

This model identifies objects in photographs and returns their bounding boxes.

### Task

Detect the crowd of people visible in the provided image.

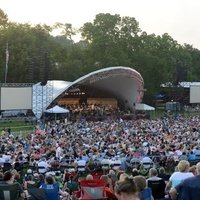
[0,105,199,199]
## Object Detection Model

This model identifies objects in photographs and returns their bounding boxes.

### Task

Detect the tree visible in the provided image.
[53,22,76,40]
[0,8,8,28]
[81,13,141,70]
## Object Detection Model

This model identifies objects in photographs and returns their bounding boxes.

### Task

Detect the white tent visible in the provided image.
[44,105,69,113]
[135,103,155,111]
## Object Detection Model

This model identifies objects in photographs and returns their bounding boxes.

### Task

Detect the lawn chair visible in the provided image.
[147,179,166,200]
[79,179,107,200]
[27,188,46,200]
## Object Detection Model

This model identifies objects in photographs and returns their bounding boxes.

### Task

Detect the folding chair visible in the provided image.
[80,179,107,200]
[27,188,46,200]
[147,179,166,200]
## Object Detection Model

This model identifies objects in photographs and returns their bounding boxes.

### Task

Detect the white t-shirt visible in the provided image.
[169,171,194,187]
[101,159,111,169]
[38,161,50,174]
[141,157,153,169]
[77,159,86,172]
[56,146,63,158]
[110,159,121,170]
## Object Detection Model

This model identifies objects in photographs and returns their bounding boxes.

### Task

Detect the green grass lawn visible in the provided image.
[0,118,35,136]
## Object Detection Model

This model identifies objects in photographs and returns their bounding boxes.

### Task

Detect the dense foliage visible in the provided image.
[0,9,200,100]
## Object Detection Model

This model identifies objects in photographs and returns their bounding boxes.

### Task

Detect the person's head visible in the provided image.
[132,168,139,177]
[148,168,158,177]
[177,160,190,172]
[119,173,129,182]
[27,175,34,181]
[115,177,139,200]
[117,171,124,180]
[39,174,45,182]
[189,166,196,176]
[3,171,14,182]
[85,174,93,180]
[159,167,165,174]
[196,162,200,175]
[100,175,109,185]
[133,175,146,192]
[45,175,55,184]
[109,169,116,175]
[14,172,20,181]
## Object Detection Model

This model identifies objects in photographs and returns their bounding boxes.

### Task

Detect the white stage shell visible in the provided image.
[32,66,144,118]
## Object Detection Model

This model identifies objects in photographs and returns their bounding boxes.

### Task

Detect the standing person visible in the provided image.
[114,177,139,200]
[170,162,200,200]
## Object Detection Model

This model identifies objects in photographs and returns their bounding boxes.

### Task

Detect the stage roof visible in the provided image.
[32,66,144,118]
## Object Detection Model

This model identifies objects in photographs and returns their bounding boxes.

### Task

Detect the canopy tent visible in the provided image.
[44,105,69,121]
[44,105,69,114]
[135,103,155,111]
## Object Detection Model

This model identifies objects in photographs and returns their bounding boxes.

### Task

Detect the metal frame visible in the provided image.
[32,81,54,119]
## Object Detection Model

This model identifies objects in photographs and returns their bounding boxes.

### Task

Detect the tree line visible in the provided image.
[0,9,200,101]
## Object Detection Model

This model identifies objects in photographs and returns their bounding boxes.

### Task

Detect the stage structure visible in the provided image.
[32,81,54,119]
[0,66,144,119]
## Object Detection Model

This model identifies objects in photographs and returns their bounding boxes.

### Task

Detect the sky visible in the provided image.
[1,0,200,49]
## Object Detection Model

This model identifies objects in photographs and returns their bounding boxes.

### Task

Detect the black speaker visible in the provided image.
[175,60,188,85]
[40,52,49,86]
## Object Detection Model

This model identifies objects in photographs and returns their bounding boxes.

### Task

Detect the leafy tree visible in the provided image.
[0,8,8,28]
[53,22,76,40]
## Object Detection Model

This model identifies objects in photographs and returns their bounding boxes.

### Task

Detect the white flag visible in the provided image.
[5,43,9,83]
[5,43,9,66]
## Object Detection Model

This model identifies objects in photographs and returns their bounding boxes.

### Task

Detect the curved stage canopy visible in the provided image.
[32,66,144,118]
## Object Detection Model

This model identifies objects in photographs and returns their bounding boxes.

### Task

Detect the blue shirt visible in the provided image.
[175,175,200,200]
[140,187,152,200]
[41,183,60,200]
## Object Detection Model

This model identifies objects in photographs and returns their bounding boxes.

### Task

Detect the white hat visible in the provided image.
[27,169,33,174]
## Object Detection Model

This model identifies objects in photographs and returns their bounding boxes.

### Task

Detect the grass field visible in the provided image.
[0,118,35,136]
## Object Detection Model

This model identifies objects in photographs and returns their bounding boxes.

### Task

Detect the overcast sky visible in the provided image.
[1,0,200,49]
